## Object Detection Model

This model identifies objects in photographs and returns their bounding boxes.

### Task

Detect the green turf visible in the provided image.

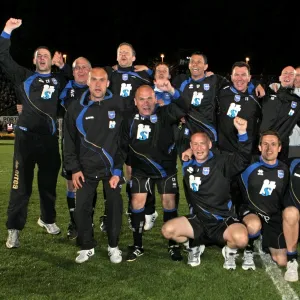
[0,140,298,300]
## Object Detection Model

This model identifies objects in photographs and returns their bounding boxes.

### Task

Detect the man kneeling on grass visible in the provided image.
[239,132,296,281]
[162,117,251,269]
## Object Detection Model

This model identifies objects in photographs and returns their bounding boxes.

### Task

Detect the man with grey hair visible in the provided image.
[54,55,94,240]
[260,66,300,163]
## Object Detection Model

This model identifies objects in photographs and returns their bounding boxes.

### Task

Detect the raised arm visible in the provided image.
[3,18,22,34]
[0,18,30,83]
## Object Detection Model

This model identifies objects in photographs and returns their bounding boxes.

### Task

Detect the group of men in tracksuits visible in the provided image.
[1,17,300,283]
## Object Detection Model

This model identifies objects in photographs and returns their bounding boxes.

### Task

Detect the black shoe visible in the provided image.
[99,215,107,233]
[67,222,77,240]
[168,245,183,261]
[126,245,144,262]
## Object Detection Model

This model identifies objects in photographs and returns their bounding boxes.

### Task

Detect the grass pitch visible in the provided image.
[0,140,298,300]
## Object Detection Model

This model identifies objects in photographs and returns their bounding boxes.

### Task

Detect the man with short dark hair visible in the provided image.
[217,61,262,154]
[216,61,263,214]
[238,130,289,274]
[100,42,155,232]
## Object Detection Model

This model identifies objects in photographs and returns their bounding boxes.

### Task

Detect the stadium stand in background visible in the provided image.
[0,68,17,138]
[0,69,17,115]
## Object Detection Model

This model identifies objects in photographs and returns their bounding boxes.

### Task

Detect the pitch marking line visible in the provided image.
[255,239,299,300]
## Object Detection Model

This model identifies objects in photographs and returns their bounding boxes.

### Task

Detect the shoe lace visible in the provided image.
[8,232,14,242]
[109,248,122,257]
[188,247,200,261]
[226,252,238,265]
[169,245,180,254]
[9,230,18,240]
[133,248,142,256]
[287,260,298,272]
[78,249,93,257]
[47,223,56,231]
[243,251,254,264]
[150,215,156,222]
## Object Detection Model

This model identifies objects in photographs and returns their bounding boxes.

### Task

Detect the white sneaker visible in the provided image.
[242,250,256,270]
[222,246,238,270]
[75,248,95,263]
[6,229,20,248]
[187,245,205,267]
[284,260,299,282]
[108,246,122,263]
[144,211,158,231]
[37,218,61,235]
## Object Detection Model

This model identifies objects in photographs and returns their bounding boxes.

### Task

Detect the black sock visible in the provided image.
[169,239,178,247]
[246,231,261,251]
[67,191,76,223]
[163,209,178,247]
[287,251,298,262]
[145,192,155,215]
[131,208,145,248]
[163,208,178,223]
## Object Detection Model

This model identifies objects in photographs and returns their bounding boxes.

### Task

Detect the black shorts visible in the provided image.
[187,214,241,246]
[283,191,300,210]
[260,213,286,250]
[239,205,286,250]
[131,174,178,195]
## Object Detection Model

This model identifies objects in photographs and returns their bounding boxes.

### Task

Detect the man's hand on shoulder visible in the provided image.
[134,65,149,72]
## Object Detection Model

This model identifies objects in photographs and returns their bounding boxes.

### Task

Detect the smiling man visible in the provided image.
[161,116,252,269]
[0,18,68,249]
[217,61,262,154]
[238,130,289,276]
[260,66,300,163]
[99,42,154,233]
[110,84,187,262]
[63,67,125,264]
[55,56,92,240]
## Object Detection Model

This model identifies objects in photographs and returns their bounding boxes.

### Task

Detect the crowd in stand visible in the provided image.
[0,69,16,113]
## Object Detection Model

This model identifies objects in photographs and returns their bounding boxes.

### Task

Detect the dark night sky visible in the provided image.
[1,1,299,76]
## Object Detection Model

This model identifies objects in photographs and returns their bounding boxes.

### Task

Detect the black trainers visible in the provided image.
[99,215,107,233]
[126,245,144,262]
[67,222,77,240]
[168,245,183,261]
